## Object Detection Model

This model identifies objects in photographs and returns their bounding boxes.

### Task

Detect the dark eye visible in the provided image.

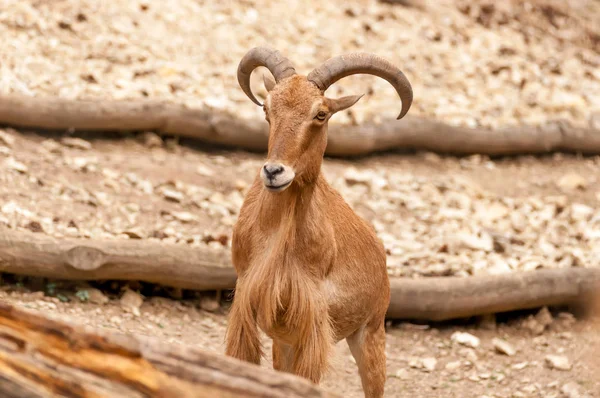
[315,111,327,121]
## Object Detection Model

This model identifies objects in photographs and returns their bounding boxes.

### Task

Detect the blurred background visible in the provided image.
[0,0,599,397]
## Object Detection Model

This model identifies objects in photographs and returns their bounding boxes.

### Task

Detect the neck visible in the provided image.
[257,173,324,231]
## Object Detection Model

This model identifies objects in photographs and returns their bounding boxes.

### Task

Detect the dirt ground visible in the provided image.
[1,0,600,397]
[1,130,599,397]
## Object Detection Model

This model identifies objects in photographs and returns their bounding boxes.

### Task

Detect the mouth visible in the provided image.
[264,179,293,192]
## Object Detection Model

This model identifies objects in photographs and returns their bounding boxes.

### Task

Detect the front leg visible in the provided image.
[225,287,262,364]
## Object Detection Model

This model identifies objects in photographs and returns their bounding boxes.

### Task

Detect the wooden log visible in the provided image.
[0,227,235,291]
[386,267,600,321]
[0,302,335,398]
[0,93,599,156]
[1,228,599,321]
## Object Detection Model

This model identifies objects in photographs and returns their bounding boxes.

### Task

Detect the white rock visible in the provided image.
[458,232,494,252]
[83,288,109,305]
[122,228,145,239]
[557,173,587,191]
[196,164,215,177]
[535,306,554,328]
[394,368,409,380]
[139,131,163,148]
[561,381,587,398]
[0,130,16,147]
[172,211,197,223]
[421,357,437,372]
[445,360,461,371]
[570,203,594,221]
[512,361,528,370]
[162,189,184,203]
[4,157,27,173]
[344,168,374,187]
[451,331,480,348]
[492,338,516,356]
[61,137,92,150]
[478,202,509,221]
[120,289,144,316]
[41,139,62,153]
[544,355,572,371]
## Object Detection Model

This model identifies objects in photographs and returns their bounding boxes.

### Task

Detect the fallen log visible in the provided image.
[0,227,235,291]
[387,268,600,321]
[0,302,335,398]
[1,228,599,321]
[1,93,599,156]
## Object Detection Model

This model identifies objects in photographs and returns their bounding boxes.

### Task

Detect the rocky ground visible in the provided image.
[1,129,599,397]
[1,0,600,397]
[0,0,599,129]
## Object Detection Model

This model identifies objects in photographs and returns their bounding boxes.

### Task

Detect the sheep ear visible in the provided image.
[263,73,276,92]
[328,94,364,114]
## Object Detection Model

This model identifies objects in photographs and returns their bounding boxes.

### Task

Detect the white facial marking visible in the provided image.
[261,162,295,192]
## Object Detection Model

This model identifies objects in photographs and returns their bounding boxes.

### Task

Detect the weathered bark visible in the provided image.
[0,303,335,398]
[1,228,599,321]
[386,267,600,321]
[0,227,235,291]
[1,93,599,156]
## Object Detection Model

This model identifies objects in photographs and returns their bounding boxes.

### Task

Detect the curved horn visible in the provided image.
[237,47,297,106]
[307,53,413,119]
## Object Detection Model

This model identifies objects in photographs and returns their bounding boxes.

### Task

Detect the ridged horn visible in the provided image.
[237,47,297,106]
[308,53,413,119]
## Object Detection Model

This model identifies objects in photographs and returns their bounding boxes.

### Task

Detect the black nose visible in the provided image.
[263,164,284,179]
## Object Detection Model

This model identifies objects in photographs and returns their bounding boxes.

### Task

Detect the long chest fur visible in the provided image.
[240,220,335,340]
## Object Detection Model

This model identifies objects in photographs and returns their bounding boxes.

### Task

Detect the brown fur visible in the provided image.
[225,75,391,397]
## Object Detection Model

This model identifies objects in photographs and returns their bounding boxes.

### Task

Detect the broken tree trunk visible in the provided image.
[1,93,599,156]
[0,302,335,398]
[1,228,599,321]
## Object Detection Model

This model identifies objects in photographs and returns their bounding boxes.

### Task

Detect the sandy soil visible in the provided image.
[1,129,599,397]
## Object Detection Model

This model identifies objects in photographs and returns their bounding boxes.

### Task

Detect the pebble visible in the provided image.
[172,211,197,223]
[196,164,215,177]
[122,228,145,239]
[492,338,516,356]
[421,357,437,372]
[512,362,529,370]
[4,157,27,173]
[544,355,572,371]
[199,296,220,312]
[451,331,480,348]
[162,189,184,203]
[139,131,163,148]
[82,288,109,304]
[561,382,588,398]
[557,173,587,191]
[61,137,92,150]
[394,368,409,380]
[0,130,16,147]
[445,361,461,371]
[120,289,144,316]
[535,306,554,328]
